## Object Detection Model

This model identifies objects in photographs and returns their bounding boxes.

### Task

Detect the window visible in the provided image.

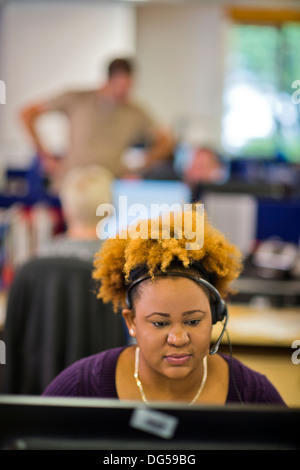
[222,10,300,162]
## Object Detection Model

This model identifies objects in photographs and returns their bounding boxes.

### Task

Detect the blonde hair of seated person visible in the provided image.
[59,165,114,240]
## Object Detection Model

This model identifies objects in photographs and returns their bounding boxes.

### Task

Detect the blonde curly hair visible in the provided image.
[93,205,243,312]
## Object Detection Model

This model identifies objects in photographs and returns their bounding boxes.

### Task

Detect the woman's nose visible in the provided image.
[167,326,189,346]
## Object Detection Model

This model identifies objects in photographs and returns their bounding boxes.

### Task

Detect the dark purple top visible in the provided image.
[42,346,286,405]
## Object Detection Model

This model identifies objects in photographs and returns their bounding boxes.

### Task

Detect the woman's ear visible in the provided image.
[122,308,136,337]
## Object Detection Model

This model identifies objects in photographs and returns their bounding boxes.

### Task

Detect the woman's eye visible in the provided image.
[153,322,168,328]
[185,320,201,326]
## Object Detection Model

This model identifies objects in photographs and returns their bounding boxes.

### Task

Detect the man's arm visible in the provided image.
[122,127,175,179]
[19,101,62,174]
[20,102,51,156]
[144,127,175,168]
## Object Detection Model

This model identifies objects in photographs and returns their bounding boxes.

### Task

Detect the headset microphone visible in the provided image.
[209,306,228,355]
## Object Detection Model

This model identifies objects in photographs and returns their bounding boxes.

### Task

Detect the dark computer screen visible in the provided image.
[0,395,299,451]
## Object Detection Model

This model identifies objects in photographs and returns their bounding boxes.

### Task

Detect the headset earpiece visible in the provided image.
[194,277,227,325]
[193,278,228,355]
[211,297,227,325]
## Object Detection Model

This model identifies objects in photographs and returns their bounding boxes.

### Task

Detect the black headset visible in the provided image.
[125,271,228,355]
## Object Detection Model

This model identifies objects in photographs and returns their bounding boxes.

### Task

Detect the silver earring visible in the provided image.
[130,329,135,336]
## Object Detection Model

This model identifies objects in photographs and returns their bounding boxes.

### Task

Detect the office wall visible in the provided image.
[0,0,136,167]
[135,3,228,147]
[2,1,296,168]
[0,1,228,168]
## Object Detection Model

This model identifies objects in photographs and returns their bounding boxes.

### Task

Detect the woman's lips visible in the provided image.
[164,354,191,365]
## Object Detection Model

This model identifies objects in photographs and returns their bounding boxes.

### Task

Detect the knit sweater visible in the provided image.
[42,346,286,405]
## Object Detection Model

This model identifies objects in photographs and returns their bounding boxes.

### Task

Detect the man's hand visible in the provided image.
[144,128,175,168]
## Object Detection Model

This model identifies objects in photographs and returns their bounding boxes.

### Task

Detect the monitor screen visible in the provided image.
[101,179,192,239]
[0,395,299,451]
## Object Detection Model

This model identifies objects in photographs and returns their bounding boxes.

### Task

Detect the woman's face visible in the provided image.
[123,276,212,381]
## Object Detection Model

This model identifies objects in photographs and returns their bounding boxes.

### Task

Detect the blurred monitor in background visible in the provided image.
[100,178,192,239]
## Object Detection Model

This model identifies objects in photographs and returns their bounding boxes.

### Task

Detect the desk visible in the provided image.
[222,303,300,347]
[213,303,300,408]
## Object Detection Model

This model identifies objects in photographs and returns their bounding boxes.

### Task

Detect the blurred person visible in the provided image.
[42,207,286,406]
[20,57,174,190]
[183,146,226,189]
[38,165,114,261]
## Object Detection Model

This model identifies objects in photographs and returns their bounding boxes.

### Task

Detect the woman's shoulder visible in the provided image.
[42,346,127,397]
[221,354,287,406]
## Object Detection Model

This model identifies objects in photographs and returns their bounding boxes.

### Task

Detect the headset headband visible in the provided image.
[125,271,218,306]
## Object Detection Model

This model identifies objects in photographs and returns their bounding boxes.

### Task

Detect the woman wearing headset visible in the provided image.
[43,207,285,405]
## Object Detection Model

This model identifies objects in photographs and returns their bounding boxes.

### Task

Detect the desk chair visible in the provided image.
[0,257,127,395]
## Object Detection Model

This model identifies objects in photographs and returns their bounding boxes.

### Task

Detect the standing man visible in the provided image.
[20,58,174,189]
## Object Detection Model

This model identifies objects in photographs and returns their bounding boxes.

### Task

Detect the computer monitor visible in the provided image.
[0,395,299,451]
[105,179,192,238]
